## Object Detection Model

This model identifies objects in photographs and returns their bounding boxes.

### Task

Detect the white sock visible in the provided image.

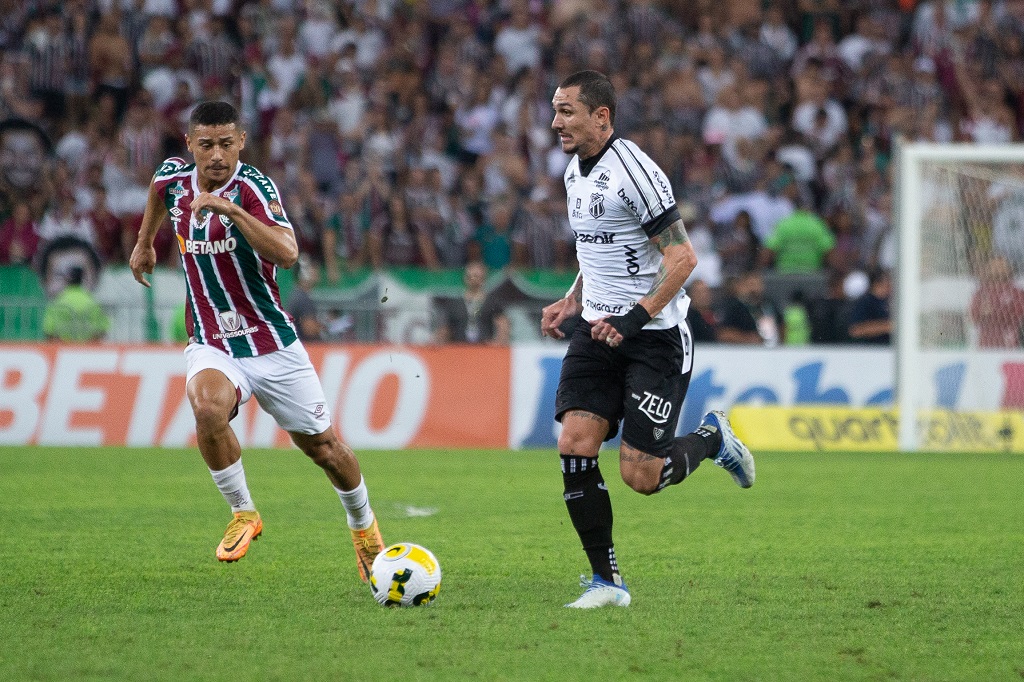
[335,476,374,530]
[210,459,256,513]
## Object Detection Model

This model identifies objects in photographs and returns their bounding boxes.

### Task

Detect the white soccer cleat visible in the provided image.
[565,574,631,608]
[701,410,756,488]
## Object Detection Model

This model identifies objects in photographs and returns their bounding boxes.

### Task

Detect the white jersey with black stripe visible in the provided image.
[563,136,690,329]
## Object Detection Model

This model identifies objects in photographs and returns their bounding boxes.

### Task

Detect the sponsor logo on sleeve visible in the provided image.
[617,188,641,218]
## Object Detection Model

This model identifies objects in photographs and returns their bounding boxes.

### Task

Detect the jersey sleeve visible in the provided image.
[151,157,189,200]
[241,171,293,229]
[613,143,681,238]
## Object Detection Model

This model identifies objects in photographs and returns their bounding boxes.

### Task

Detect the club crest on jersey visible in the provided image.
[268,200,284,217]
[219,214,235,229]
[653,427,665,439]
[219,310,242,332]
[589,192,605,218]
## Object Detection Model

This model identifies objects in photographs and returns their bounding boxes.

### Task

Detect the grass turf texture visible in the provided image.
[1,447,1021,681]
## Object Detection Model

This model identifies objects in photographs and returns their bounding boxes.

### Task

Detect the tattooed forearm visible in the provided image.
[636,219,697,317]
[652,219,691,252]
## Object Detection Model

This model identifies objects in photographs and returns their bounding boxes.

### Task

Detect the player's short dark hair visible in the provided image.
[559,70,616,125]
[189,101,240,129]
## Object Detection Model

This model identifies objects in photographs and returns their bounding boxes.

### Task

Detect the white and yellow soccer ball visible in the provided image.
[369,543,442,607]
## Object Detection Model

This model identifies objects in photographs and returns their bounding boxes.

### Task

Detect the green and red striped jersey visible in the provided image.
[154,157,298,357]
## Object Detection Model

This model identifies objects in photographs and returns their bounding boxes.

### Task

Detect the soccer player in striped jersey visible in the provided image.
[129,101,384,578]
[541,71,756,608]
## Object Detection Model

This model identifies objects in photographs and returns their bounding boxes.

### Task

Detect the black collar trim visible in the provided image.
[579,135,617,177]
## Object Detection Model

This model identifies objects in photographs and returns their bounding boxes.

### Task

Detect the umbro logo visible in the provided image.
[313,404,324,417]
[169,206,183,217]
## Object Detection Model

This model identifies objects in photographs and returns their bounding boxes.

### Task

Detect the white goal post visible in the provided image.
[896,143,1024,451]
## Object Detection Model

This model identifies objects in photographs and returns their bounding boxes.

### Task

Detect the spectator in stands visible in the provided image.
[971,254,1024,348]
[685,278,718,342]
[432,260,510,345]
[0,202,39,265]
[718,270,783,346]
[512,183,574,271]
[288,255,325,344]
[470,196,516,270]
[848,268,892,345]
[37,183,96,249]
[88,12,133,122]
[808,270,851,344]
[760,199,836,274]
[493,1,543,77]
[0,118,52,222]
[717,209,762,280]
[88,186,126,264]
[42,266,109,342]
[369,194,440,269]
[324,187,371,282]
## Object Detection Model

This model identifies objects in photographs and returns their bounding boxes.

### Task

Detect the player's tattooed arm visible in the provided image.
[637,218,698,318]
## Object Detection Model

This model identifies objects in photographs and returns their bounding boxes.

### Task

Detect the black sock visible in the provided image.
[656,426,722,491]
[561,455,619,581]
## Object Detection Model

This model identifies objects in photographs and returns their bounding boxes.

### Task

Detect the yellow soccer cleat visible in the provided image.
[350,517,384,582]
[216,510,263,562]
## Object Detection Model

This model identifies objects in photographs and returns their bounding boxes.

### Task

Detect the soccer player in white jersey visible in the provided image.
[541,71,756,608]
[129,102,385,578]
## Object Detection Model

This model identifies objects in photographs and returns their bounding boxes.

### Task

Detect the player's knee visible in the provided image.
[557,430,601,458]
[621,468,659,495]
[190,396,232,432]
[295,430,342,466]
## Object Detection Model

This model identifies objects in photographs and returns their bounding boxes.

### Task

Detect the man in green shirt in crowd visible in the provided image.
[761,207,836,273]
[42,267,109,342]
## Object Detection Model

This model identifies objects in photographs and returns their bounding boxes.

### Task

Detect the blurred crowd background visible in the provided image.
[3,0,1024,346]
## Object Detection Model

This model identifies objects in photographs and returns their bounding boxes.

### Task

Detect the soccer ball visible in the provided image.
[369,543,442,607]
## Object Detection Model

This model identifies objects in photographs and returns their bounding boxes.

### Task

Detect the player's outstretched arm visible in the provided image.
[190,193,299,268]
[129,182,169,288]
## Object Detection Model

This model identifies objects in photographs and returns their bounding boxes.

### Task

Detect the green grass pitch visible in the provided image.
[1,446,1022,681]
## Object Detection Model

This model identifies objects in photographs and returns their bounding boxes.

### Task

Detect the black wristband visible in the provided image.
[607,305,652,339]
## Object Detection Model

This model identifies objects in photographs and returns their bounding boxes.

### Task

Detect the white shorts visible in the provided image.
[184,340,331,435]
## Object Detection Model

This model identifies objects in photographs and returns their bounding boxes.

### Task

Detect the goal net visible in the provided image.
[896,143,1024,451]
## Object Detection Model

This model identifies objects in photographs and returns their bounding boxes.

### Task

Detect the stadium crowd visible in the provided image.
[2,0,1024,345]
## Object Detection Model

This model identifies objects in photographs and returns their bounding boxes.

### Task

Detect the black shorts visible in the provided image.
[555,318,694,456]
